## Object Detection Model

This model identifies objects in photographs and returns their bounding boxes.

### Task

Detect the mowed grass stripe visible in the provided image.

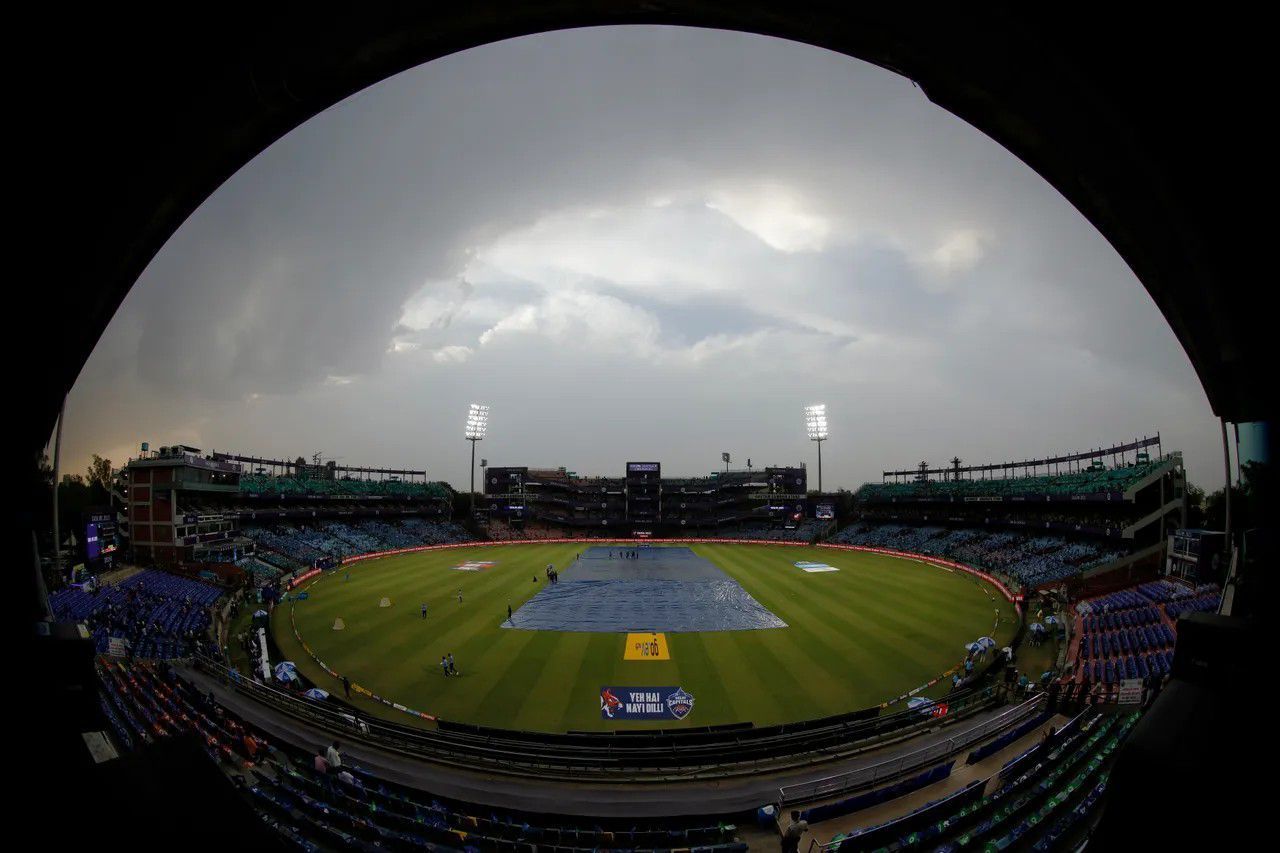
[702,546,919,693]
[697,547,875,713]
[280,543,1017,732]
[752,553,941,707]
[540,631,610,731]
[669,632,743,725]
[696,545,989,708]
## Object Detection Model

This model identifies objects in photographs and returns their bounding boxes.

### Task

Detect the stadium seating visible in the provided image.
[706,520,825,542]
[240,519,474,568]
[1067,580,1218,690]
[99,659,746,853]
[856,461,1163,502]
[50,570,223,658]
[238,557,283,586]
[829,522,1126,587]
[239,474,452,500]
[828,710,1139,851]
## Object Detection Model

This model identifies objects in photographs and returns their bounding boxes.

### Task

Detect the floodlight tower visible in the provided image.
[465,403,489,519]
[804,404,829,493]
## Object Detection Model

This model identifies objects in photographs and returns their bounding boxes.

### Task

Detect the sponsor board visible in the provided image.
[795,561,839,573]
[600,686,695,720]
[453,561,496,572]
[623,632,670,660]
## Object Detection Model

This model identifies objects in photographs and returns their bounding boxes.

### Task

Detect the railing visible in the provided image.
[190,655,1005,780]
[804,704,1095,853]
[777,693,1046,805]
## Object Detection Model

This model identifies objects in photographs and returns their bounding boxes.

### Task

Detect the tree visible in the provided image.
[1184,482,1206,528]
[87,454,113,491]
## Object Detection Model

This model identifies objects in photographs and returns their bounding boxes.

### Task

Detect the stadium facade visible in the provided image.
[121,445,454,570]
[482,461,812,536]
[840,436,1192,595]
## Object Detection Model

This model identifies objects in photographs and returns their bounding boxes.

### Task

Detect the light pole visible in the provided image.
[722,451,730,473]
[805,404,828,493]
[465,403,489,520]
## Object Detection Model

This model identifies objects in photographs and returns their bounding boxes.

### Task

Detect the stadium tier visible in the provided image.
[841,441,1188,591]
[120,446,455,568]
[98,654,1147,852]
[483,462,816,536]
[100,658,749,851]
[238,473,451,500]
[1065,579,1220,697]
[858,461,1164,501]
[50,569,224,658]
[241,519,471,566]
[830,523,1128,588]
[823,709,1140,852]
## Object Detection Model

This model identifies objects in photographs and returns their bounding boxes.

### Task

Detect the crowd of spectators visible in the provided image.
[829,523,1127,587]
[239,519,473,576]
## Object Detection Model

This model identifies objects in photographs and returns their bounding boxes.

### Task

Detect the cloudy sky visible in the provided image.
[61,26,1222,490]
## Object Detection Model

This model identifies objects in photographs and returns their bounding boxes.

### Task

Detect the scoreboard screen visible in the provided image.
[627,462,660,474]
[484,467,527,494]
[767,467,807,494]
[84,510,117,569]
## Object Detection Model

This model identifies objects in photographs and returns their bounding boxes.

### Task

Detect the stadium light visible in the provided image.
[465,404,489,519]
[804,404,829,493]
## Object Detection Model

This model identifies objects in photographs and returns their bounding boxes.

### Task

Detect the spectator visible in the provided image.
[325,741,342,770]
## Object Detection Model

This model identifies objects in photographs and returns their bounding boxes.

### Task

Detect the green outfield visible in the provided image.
[272,543,1018,733]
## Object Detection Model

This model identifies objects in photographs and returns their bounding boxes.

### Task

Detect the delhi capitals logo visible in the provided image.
[666,687,695,720]
[600,687,624,718]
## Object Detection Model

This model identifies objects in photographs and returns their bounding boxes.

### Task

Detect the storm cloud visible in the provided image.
[61,26,1223,489]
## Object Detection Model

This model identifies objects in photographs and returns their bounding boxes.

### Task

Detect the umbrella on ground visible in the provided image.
[1002,646,1014,659]
[303,688,329,701]
[978,636,996,648]
[1041,671,1055,682]
[907,696,936,714]
[1029,622,1046,634]
[965,641,982,654]
[1044,615,1059,626]
[253,610,268,618]
[273,661,298,682]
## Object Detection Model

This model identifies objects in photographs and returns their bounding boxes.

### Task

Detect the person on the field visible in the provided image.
[457,589,463,604]
[507,602,513,623]
[440,655,450,677]
[447,653,457,676]
[420,602,428,619]
[342,675,351,699]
